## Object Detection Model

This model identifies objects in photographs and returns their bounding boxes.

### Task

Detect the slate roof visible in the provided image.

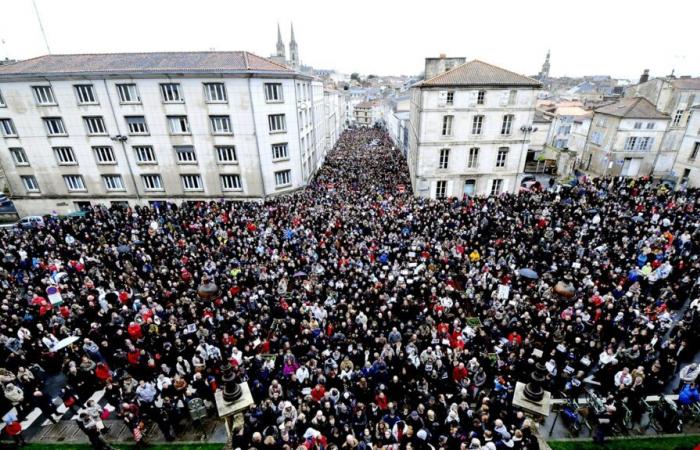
[419,60,541,88]
[594,97,669,120]
[0,51,297,78]
[671,78,700,90]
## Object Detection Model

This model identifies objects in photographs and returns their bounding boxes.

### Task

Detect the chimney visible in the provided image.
[639,69,649,84]
[439,53,446,59]
[424,55,466,81]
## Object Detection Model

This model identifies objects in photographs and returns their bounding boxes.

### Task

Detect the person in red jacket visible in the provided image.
[374,391,389,410]
[4,417,26,446]
[453,362,469,383]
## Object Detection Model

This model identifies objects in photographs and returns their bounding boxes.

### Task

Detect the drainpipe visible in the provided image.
[247,77,267,199]
[103,79,141,203]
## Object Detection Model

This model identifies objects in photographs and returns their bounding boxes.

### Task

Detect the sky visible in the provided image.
[1,0,698,80]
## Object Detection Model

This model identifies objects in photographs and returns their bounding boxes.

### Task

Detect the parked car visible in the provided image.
[17,215,45,229]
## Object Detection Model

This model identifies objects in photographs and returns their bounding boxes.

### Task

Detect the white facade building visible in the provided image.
[408,59,541,198]
[581,98,669,177]
[0,52,344,216]
[674,105,700,188]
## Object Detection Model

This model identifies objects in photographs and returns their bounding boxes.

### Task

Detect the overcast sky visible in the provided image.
[1,0,698,80]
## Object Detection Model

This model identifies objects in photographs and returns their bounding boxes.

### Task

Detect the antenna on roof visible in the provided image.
[32,0,51,54]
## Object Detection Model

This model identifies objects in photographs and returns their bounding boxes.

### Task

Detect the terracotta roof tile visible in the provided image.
[0,51,296,77]
[594,97,668,119]
[419,60,541,88]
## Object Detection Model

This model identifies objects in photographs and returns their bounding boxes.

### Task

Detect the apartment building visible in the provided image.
[580,97,669,177]
[408,58,541,198]
[0,52,344,216]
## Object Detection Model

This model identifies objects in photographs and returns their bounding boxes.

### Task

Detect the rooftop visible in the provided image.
[0,51,299,78]
[418,60,542,88]
[671,77,700,90]
[594,97,668,120]
[355,100,379,109]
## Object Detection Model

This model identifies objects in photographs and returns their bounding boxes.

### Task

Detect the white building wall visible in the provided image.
[411,87,538,198]
[0,72,342,216]
[673,110,700,187]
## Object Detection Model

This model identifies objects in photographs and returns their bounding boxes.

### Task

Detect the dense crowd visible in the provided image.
[0,128,699,449]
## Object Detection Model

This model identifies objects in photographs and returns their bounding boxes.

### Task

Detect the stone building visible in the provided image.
[674,105,700,187]
[408,58,541,198]
[0,51,344,216]
[580,97,669,177]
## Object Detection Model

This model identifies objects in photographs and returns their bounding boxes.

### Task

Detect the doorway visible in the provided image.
[621,158,641,177]
[463,179,476,197]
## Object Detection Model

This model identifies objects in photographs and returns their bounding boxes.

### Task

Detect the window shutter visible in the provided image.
[499,91,509,106]
[438,91,447,106]
[468,91,477,106]
[502,179,509,193]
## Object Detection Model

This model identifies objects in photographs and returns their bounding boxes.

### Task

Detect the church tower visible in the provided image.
[539,50,551,81]
[289,23,299,67]
[276,23,286,59]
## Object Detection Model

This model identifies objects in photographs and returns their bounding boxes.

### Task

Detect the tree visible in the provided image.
[350,73,360,81]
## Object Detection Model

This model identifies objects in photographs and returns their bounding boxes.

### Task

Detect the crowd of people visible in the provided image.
[0,127,699,449]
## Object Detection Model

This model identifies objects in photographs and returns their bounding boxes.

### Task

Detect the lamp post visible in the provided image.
[517,125,538,192]
[110,134,141,203]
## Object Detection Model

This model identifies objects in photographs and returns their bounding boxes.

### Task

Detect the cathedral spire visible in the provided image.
[539,49,550,81]
[289,22,299,67]
[276,23,286,59]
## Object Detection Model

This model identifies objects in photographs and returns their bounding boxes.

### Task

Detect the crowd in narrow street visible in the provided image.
[0,128,699,449]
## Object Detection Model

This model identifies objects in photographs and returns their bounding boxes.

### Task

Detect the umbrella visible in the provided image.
[117,244,131,253]
[554,281,576,298]
[519,268,539,279]
[293,271,307,278]
[631,216,645,223]
[50,336,80,352]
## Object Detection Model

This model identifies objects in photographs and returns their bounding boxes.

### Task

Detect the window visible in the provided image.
[634,122,642,129]
[596,117,606,127]
[181,174,203,191]
[126,116,148,135]
[44,117,67,136]
[142,174,163,191]
[446,91,454,105]
[672,110,684,127]
[54,146,77,165]
[501,115,514,135]
[160,83,183,103]
[175,145,197,163]
[274,170,291,187]
[134,146,156,163]
[691,142,700,161]
[103,175,125,191]
[210,115,232,135]
[84,116,107,135]
[116,84,140,103]
[590,131,603,146]
[32,86,56,105]
[438,148,450,169]
[472,115,484,135]
[64,175,86,191]
[624,136,654,151]
[496,147,509,168]
[21,175,39,192]
[558,125,571,135]
[204,83,227,103]
[75,85,97,104]
[442,115,453,136]
[508,90,517,105]
[0,89,6,107]
[9,148,29,166]
[210,146,236,164]
[264,83,283,102]
[0,119,17,136]
[467,147,479,168]
[490,179,503,196]
[435,180,447,199]
[93,146,116,164]
[221,174,242,191]
[477,90,486,105]
[646,122,655,130]
[167,116,190,134]
[272,143,288,160]
[268,114,286,132]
